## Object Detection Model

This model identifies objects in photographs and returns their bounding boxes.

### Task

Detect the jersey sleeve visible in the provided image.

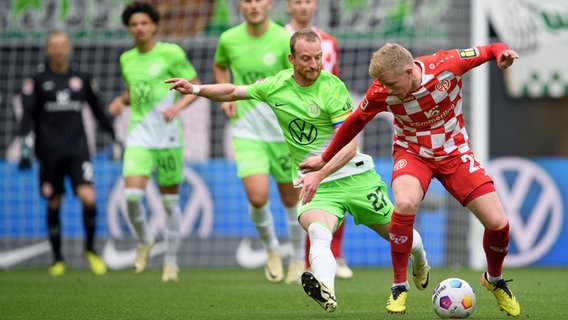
[327,81,353,129]
[170,44,198,80]
[84,73,115,136]
[214,33,230,68]
[437,43,509,76]
[19,76,37,136]
[246,76,273,102]
[358,82,387,122]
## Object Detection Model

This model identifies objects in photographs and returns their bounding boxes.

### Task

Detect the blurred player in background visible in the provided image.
[300,42,521,316]
[166,29,429,314]
[108,1,201,282]
[19,30,120,276]
[285,0,352,280]
[213,0,306,284]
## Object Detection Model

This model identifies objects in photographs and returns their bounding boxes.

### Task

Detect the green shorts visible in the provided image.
[122,146,183,186]
[297,169,393,227]
[232,138,293,182]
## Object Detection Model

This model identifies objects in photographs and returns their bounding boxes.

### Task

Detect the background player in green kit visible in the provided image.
[213,0,306,285]
[166,29,429,313]
[109,1,202,282]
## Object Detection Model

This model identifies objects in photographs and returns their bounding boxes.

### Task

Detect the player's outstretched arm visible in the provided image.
[165,78,249,102]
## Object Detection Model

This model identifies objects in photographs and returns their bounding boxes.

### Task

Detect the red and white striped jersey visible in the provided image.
[356,44,508,160]
[285,24,340,77]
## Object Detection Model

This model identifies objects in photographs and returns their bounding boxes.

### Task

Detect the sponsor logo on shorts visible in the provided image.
[393,159,407,171]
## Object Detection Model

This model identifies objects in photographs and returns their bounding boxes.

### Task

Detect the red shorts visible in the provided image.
[392,147,495,206]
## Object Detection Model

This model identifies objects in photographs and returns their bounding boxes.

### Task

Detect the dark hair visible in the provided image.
[121,1,160,26]
[290,28,320,56]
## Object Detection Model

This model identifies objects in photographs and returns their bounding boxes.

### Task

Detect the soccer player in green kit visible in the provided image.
[109,1,201,282]
[213,0,306,285]
[166,29,429,313]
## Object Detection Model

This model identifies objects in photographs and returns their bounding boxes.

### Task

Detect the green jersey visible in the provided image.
[214,21,292,142]
[120,42,197,149]
[247,69,375,183]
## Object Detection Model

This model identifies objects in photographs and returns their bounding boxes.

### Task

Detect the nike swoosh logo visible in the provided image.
[102,239,166,270]
[0,241,51,268]
[235,237,292,269]
[274,102,286,107]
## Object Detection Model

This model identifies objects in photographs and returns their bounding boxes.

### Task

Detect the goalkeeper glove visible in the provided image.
[19,135,33,171]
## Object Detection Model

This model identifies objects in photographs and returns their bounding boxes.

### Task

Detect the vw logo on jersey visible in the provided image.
[289,119,317,145]
[488,157,563,267]
[132,81,153,104]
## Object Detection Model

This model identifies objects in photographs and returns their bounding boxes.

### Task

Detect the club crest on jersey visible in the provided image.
[435,79,451,92]
[149,63,161,76]
[458,48,479,59]
[263,52,276,66]
[69,76,83,91]
[307,103,321,117]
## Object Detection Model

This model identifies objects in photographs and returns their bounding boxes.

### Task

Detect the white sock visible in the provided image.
[162,194,181,266]
[250,202,280,251]
[487,274,503,283]
[125,188,152,245]
[284,203,305,260]
[308,223,335,290]
[410,229,428,266]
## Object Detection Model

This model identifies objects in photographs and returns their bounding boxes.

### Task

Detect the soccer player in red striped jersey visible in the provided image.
[299,43,521,316]
[285,0,352,280]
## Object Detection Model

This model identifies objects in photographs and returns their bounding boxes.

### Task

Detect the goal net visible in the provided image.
[0,0,474,270]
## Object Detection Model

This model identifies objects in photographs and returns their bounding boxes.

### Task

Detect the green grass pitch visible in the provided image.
[1,267,564,319]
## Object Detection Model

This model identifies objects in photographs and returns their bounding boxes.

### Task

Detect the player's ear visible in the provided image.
[288,53,294,65]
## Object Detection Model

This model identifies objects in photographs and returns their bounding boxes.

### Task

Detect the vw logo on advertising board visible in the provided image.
[488,157,563,267]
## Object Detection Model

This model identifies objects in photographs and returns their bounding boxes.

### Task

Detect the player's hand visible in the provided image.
[295,173,323,205]
[109,96,125,116]
[18,140,32,171]
[110,135,124,162]
[299,156,326,174]
[498,49,519,69]
[162,107,179,122]
[220,101,237,118]
[165,78,193,95]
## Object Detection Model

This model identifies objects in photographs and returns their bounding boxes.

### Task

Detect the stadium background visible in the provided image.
[0,0,566,270]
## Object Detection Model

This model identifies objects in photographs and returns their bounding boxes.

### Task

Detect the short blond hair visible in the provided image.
[368,43,414,80]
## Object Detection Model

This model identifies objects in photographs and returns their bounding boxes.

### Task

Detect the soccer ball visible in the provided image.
[432,278,476,319]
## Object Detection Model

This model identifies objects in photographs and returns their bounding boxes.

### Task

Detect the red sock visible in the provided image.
[390,212,415,284]
[483,223,510,277]
[330,222,345,258]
